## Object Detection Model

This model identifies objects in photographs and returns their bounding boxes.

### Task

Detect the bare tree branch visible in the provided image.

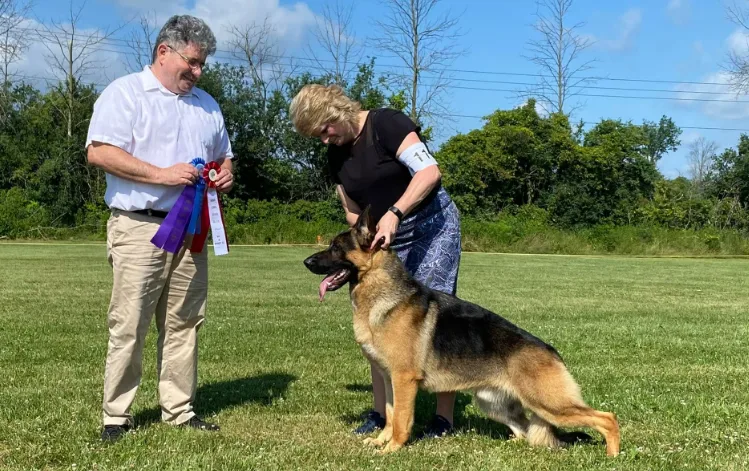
[688,137,718,190]
[124,11,158,73]
[304,0,363,85]
[36,0,127,137]
[521,0,596,115]
[726,1,749,94]
[226,18,288,93]
[374,0,465,132]
[0,0,33,87]
[0,0,33,127]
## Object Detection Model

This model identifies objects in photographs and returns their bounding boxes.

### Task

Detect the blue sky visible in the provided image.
[19,0,749,178]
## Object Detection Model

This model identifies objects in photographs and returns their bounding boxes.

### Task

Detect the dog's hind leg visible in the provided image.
[510,349,620,457]
[474,388,529,440]
[526,413,564,449]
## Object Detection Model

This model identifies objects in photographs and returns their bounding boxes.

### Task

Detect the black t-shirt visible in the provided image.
[327,108,438,222]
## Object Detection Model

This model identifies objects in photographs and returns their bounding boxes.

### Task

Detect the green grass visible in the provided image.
[1,244,748,470]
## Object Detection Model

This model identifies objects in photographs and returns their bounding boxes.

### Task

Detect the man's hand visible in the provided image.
[214,167,234,193]
[157,163,199,186]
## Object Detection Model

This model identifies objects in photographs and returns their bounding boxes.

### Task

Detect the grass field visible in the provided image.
[1,244,748,470]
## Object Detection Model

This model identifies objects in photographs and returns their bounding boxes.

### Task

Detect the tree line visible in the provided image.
[2,0,749,239]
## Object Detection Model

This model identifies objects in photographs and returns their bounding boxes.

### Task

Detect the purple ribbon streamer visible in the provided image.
[150,185,197,253]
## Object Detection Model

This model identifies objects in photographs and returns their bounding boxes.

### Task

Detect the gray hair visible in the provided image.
[152,15,217,63]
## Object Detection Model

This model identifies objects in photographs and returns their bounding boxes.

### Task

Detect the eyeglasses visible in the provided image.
[167,45,205,71]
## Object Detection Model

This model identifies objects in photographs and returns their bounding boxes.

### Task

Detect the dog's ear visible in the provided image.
[353,205,376,248]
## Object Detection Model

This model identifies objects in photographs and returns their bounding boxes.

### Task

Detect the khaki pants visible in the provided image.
[102,209,208,426]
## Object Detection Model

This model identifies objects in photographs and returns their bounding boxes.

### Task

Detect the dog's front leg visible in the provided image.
[364,373,393,448]
[379,371,418,454]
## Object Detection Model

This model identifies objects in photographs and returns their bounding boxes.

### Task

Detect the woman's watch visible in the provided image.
[388,205,404,221]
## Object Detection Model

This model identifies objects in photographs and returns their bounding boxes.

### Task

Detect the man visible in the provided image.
[86,15,234,442]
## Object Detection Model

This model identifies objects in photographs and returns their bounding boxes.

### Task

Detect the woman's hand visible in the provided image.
[371,211,400,250]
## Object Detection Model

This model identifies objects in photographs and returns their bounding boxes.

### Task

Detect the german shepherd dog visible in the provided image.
[303,207,620,456]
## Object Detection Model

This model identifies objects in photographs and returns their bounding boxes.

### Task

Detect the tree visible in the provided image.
[436,100,573,215]
[548,119,660,226]
[0,79,101,224]
[374,0,464,129]
[37,0,124,138]
[524,0,595,115]
[304,0,363,86]
[197,63,296,202]
[0,0,32,125]
[0,0,32,86]
[707,134,749,206]
[726,1,749,93]
[227,18,290,93]
[583,119,646,156]
[687,137,718,190]
[124,12,158,73]
[641,116,681,164]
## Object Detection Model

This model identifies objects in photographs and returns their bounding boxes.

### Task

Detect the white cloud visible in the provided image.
[674,71,749,120]
[8,18,130,90]
[727,28,749,57]
[10,0,318,90]
[667,0,690,25]
[109,0,316,49]
[517,98,549,118]
[672,28,749,121]
[591,9,642,52]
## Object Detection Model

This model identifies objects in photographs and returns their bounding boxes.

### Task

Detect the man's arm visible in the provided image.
[87,142,198,186]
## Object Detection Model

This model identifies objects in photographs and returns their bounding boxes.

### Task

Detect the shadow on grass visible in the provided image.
[133,372,297,428]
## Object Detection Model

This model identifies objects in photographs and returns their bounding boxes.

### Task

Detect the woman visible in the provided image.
[290,84,462,438]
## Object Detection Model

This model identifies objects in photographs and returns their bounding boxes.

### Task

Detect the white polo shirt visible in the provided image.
[85,66,234,211]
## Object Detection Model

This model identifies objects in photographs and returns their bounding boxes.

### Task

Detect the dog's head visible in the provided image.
[303,206,383,301]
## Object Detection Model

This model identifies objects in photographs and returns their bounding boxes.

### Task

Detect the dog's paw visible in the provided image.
[363,437,384,448]
[377,441,403,454]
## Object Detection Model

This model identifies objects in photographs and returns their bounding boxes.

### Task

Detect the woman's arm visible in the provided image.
[371,131,442,249]
[336,184,362,227]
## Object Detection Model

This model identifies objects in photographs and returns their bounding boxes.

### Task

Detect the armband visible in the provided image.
[397,142,438,176]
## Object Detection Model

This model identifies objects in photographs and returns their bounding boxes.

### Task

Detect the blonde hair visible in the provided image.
[289,84,362,137]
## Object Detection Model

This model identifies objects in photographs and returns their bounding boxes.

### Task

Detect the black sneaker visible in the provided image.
[101,424,131,442]
[181,416,220,431]
[416,414,454,439]
[353,410,385,435]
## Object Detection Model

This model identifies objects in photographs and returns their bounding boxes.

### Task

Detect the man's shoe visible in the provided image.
[101,424,130,442]
[353,410,385,435]
[181,416,220,431]
[416,414,454,439]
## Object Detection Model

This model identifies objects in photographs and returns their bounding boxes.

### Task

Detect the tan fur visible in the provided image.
[338,234,620,457]
[527,414,564,449]
[505,346,621,456]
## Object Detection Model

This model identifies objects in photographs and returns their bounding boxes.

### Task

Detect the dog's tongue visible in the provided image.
[318,274,337,301]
